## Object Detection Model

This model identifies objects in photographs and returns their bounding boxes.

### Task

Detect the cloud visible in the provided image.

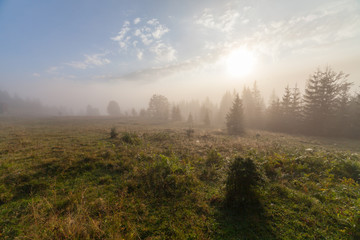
[152,24,169,39]
[137,50,143,60]
[111,21,131,49]
[32,73,40,77]
[112,18,175,63]
[150,42,176,63]
[249,0,360,60]
[46,66,62,74]
[67,53,111,70]
[134,18,141,24]
[195,8,239,33]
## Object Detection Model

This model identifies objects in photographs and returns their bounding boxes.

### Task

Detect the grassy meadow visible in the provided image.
[0,117,360,239]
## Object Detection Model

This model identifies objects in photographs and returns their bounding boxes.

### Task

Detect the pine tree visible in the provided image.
[226,94,244,135]
[267,96,282,131]
[281,85,292,132]
[291,84,302,131]
[303,67,349,135]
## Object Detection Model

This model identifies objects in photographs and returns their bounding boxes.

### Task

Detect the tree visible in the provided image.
[303,67,349,135]
[226,93,244,135]
[242,82,264,129]
[217,91,234,126]
[281,85,292,132]
[147,94,170,122]
[107,101,121,116]
[171,105,182,121]
[86,105,100,116]
[131,108,138,117]
[187,113,193,125]
[266,94,282,131]
[290,84,302,131]
[202,107,211,126]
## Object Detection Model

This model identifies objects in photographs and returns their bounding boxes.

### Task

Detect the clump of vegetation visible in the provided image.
[186,128,194,138]
[110,127,118,138]
[121,131,141,145]
[225,157,265,210]
[200,149,222,182]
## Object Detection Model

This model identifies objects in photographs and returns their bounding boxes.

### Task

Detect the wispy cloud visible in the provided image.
[67,53,111,70]
[46,66,62,74]
[195,8,240,33]
[111,17,175,63]
[150,42,176,63]
[111,21,131,49]
[134,17,141,24]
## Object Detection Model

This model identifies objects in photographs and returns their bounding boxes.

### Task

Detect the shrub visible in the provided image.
[110,127,118,139]
[186,128,194,138]
[225,157,265,210]
[137,155,196,199]
[332,159,360,182]
[121,132,141,145]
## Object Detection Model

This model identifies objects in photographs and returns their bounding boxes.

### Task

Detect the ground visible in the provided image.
[0,117,360,239]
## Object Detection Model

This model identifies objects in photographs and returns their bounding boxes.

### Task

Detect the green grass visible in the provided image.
[0,117,360,239]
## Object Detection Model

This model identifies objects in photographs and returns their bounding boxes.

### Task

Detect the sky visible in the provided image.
[1,0,360,113]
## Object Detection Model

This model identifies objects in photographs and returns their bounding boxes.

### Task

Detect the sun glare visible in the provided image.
[226,48,256,78]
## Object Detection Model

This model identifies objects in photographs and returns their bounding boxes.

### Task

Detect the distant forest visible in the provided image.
[0,90,68,116]
[1,67,360,138]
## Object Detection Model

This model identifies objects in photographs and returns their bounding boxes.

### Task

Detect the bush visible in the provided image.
[225,157,265,210]
[121,132,141,145]
[110,127,118,139]
[137,155,196,199]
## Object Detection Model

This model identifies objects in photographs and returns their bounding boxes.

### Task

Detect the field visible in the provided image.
[1,117,360,239]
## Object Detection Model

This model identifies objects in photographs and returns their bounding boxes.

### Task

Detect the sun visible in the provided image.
[226,48,256,78]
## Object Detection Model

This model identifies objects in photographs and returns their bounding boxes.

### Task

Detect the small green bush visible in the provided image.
[225,157,265,210]
[110,127,118,139]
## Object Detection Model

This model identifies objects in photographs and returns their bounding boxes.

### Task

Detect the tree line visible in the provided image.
[125,67,360,138]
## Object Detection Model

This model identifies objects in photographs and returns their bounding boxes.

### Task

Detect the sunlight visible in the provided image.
[226,48,256,78]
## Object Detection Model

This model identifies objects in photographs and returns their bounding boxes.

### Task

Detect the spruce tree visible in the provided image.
[303,67,349,135]
[226,94,244,135]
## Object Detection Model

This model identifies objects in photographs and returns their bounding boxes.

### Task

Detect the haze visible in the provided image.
[1,0,360,114]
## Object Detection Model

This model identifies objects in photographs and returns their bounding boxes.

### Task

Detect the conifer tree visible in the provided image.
[281,85,292,132]
[291,84,302,130]
[303,67,349,135]
[226,94,244,135]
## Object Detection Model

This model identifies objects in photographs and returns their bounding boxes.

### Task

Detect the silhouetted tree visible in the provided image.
[303,67,349,135]
[147,94,169,122]
[107,100,121,116]
[226,93,244,135]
